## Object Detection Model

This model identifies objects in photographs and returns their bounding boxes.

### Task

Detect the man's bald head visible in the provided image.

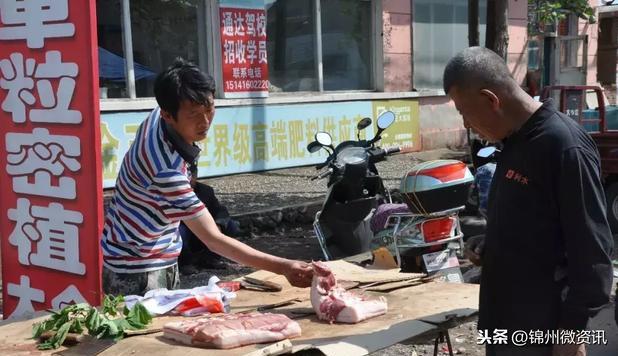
[443,47,515,95]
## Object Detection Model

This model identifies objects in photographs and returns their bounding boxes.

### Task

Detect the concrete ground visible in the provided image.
[587,281,618,356]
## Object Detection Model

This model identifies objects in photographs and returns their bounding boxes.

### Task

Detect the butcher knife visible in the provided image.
[241,277,283,292]
[242,339,293,356]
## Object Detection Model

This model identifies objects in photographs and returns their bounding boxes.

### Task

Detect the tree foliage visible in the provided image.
[531,0,596,27]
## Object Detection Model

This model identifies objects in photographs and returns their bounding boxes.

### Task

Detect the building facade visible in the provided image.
[97,0,529,187]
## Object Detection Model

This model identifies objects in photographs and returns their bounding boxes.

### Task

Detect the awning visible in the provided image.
[98,47,157,82]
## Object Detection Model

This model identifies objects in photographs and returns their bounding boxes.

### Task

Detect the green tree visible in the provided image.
[484,1,596,60]
[531,0,596,28]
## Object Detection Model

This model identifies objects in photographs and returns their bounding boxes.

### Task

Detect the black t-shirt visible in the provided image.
[479,99,614,333]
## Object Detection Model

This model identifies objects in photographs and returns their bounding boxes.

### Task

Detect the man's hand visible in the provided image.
[283,260,313,288]
[464,234,485,266]
[187,213,314,285]
[552,343,586,356]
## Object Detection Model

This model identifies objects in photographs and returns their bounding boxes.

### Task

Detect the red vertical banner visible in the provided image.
[220,6,269,98]
[0,1,103,319]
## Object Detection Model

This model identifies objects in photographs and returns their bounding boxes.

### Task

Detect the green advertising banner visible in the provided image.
[101,99,421,188]
[373,100,421,151]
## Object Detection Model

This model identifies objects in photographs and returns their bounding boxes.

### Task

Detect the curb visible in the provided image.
[231,199,323,231]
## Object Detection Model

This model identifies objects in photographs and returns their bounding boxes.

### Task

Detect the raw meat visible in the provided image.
[311,261,388,323]
[163,312,301,349]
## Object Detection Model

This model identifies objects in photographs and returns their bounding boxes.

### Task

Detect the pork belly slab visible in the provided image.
[310,261,388,323]
[163,312,301,349]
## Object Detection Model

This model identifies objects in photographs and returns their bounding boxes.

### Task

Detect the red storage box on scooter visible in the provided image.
[400,160,473,214]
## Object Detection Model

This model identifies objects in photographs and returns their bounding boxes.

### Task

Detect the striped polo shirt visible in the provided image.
[101,108,206,273]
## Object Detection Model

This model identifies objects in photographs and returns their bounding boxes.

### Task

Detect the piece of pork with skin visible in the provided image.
[311,261,388,323]
[163,312,301,349]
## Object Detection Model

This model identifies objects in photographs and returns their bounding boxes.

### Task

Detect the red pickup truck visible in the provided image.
[541,85,618,231]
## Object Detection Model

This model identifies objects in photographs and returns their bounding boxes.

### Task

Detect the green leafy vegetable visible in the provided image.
[33,318,55,339]
[102,295,124,317]
[125,303,152,329]
[37,320,72,350]
[85,308,101,334]
[70,318,84,335]
[32,295,152,350]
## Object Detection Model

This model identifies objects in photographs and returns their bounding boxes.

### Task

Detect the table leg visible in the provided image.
[432,329,454,356]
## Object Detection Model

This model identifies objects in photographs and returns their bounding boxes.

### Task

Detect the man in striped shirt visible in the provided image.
[101,59,313,295]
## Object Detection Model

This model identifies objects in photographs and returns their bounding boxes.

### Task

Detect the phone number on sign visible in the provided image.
[225,80,268,91]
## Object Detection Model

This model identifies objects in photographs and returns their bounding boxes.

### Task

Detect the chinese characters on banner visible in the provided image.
[0,0,103,319]
[220,5,269,98]
[373,100,421,151]
[100,100,421,188]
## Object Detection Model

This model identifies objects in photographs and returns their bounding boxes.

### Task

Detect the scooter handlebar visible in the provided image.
[311,168,333,181]
[386,147,401,155]
[368,147,400,163]
[315,161,328,170]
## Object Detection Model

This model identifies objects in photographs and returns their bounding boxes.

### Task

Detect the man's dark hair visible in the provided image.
[443,47,514,95]
[154,58,216,119]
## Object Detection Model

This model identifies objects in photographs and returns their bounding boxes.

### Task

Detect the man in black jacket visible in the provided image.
[443,47,613,356]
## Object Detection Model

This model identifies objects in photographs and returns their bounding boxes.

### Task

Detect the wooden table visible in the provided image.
[0,261,479,356]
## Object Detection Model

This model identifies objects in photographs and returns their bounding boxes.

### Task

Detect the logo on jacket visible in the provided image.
[505,169,528,185]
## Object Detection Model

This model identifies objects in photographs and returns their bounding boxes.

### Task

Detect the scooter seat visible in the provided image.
[371,203,410,232]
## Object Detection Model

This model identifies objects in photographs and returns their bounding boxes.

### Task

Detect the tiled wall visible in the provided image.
[507,0,528,85]
[382,0,413,91]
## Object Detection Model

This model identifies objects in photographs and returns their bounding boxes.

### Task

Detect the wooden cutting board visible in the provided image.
[0,262,477,356]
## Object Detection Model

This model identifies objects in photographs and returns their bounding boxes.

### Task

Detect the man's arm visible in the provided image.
[557,147,614,330]
[183,209,313,287]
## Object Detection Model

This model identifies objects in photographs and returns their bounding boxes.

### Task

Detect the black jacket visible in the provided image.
[479,99,614,333]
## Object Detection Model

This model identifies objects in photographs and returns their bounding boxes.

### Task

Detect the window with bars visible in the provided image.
[266,0,374,92]
[413,0,487,90]
[97,0,208,99]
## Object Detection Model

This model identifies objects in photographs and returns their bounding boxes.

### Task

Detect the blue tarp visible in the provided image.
[98,47,157,81]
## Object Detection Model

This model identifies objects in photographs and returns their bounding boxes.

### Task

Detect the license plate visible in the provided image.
[422,249,460,273]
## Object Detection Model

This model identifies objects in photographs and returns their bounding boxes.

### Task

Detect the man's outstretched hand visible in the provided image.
[283,260,313,288]
[464,234,485,266]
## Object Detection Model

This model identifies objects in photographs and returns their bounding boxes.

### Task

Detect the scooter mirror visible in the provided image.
[477,146,498,158]
[377,111,396,129]
[307,141,322,153]
[357,117,372,131]
[315,131,333,146]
